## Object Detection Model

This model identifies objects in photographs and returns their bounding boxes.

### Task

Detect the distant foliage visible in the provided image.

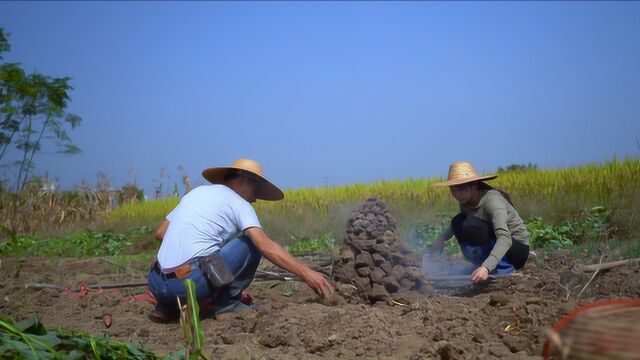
[406,213,459,255]
[0,177,115,235]
[285,232,338,255]
[525,206,613,248]
[0,173,150,235]
[496,162,538,173]
[0,227,152,257]
[0,27,82,191]
[525,217,575,248]
[118,184,144,204]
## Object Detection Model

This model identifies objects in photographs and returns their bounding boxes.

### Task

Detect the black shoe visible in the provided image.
[148,309,177,323]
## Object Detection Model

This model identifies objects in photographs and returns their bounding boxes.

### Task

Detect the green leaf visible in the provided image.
[182,279,206,359]
[1,317,160,359]
[15,317,46,335]
[0,317,24,335]
[162,348,186,360]
[89,337,99,359]
[281,287,295,297]
[0,27,11,57]
[0,224,17,242]
[0,338,39,360]
[65,349,86,360]
[65,113,82,128]
[286,232,338,255]
[125,342,148,358]
[189,350,205,360]
[30,333,61,348]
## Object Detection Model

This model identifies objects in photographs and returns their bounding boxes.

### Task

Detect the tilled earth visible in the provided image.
[1,250,639,359]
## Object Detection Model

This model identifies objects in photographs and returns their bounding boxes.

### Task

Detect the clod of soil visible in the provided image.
[333,198,435,304]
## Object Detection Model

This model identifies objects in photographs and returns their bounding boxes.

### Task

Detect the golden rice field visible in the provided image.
[102,158,640,244]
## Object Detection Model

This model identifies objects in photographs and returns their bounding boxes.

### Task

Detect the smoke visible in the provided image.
[421,253,475,276]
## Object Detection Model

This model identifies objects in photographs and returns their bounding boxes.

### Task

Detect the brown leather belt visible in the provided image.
[154,261,199,280]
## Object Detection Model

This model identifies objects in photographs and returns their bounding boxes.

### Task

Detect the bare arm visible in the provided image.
[244,227,335,299]
[429,226,454,254]
[439,226,454,242]
[155,219,169,241]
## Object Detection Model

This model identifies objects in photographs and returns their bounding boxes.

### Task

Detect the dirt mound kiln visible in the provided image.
[333,198,434,304]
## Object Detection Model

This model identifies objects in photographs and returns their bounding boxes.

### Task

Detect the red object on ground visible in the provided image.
[240,291,253,305]
[543,299,640,359]
[102,314,113,328]
[60,284,157,305]
[123,288,157,305]
[63,284,90,298]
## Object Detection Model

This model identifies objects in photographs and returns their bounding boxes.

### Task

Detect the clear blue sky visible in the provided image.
[1,1,639,197]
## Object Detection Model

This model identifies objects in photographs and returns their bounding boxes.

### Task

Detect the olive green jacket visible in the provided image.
[460,190,530,272]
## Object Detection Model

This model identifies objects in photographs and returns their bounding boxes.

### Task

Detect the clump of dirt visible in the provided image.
[332,198,435,304]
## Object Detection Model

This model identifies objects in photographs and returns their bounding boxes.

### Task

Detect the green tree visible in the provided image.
[496,162,538,173]
[0,27,82,191]
[0,28,9,58]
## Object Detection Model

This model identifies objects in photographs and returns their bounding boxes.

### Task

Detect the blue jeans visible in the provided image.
[451,213,523,275]
[147,235,261,316]
[457,238,515,275]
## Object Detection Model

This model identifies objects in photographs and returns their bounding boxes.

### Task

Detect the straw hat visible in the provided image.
[432,161,497,187]
[202,158,284,201]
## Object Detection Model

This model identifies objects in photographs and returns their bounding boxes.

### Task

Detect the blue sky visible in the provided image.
[1,1,639,197]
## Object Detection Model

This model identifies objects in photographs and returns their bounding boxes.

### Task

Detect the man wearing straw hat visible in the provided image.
[147,158,334,322]
[429,161,530,284]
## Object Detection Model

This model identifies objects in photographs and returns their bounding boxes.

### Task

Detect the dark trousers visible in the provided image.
[451,213,529,270]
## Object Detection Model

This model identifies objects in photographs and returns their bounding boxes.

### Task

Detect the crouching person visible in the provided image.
[147,158,334,322]
[429,161,530,284]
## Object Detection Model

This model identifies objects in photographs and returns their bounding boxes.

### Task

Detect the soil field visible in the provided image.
[1,250,639,359]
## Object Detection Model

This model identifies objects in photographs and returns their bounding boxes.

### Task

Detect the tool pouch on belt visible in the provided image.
[199,252,235,288]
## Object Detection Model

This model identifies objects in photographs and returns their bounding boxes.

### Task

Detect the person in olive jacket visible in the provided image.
[429,161,530,284]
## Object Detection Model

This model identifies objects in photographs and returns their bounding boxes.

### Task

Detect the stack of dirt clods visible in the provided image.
[333,198,434,304]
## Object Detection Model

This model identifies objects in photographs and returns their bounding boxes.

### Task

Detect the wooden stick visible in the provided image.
[255,270,299,281]
[27,280,148,292]
[83,280,148,290]
[576,255,603,300]
[28,270,311,292]
[574,258,640,273]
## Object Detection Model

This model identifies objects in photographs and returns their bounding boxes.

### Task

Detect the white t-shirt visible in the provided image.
[156,184,261,269]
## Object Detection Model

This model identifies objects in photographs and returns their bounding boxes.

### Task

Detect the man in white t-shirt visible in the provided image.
[147,158,334,322]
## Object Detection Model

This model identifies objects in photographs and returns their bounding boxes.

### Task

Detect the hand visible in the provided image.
[471,266,490,284]
[244,227,335,299]
[302,270,335,299]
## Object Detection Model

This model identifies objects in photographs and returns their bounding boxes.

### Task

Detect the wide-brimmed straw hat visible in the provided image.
[202,158,284,201]
[432,161,497,187]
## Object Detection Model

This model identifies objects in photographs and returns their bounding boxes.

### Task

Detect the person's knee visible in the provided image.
[461,216,495,245]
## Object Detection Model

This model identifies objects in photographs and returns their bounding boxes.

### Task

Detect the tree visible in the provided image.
[496,162,538,173]
[0,28,9,58]
[0,27,82,191]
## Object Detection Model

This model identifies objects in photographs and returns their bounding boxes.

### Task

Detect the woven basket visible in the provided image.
[543,299,640,359]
